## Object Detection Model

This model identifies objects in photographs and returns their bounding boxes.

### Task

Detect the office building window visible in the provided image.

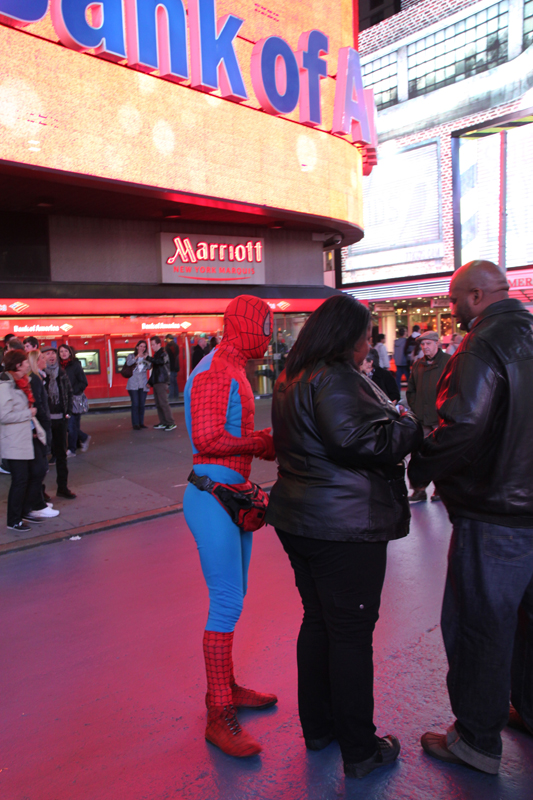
[362,52,398,109]
[407,2,509,99]
[525,0,533,47]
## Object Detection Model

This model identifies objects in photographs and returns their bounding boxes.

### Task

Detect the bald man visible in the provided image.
[409,260,533,774]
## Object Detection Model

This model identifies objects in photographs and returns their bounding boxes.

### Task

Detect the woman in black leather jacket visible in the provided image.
[59,345,89,456]
[266,295,422,779]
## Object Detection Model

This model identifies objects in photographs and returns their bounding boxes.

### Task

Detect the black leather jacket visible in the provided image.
[266,360,423,542]
[408,299,533,527]
[147,349,170,385]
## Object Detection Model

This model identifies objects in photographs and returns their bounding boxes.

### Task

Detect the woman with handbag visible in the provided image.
[59,345,90,456]
[124,341,149,430]
[0,350,51,531]
[26,350,60,520]
[266,295,423,779]
[183,295,277,759]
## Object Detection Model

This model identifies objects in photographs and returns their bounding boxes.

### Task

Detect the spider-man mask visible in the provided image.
[222,295,273,359]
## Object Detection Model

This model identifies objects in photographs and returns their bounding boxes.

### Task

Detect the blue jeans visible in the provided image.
[128,389,147,427]
[169,371,179,400]
[442,517,533,769]
[67,413,88,452]
[395,364,409,391]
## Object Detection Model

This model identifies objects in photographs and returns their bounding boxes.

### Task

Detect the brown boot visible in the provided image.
[205,705,262,757]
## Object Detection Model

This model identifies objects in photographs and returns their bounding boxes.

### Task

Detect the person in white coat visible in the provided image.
[0,350,46,532]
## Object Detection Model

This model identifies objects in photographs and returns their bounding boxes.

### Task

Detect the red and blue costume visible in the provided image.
[183,295,277,757]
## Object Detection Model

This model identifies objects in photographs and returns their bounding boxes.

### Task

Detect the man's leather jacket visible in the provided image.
[266,360,423,542]
[408,299,533,527]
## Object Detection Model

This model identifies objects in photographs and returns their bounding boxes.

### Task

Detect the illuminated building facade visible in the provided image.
[0,0,376,400]
[343,0,533,348]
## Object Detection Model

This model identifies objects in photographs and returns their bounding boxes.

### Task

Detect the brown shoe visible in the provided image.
[508,706,533,735]
[421,732,467,765]
[205,705,262,757]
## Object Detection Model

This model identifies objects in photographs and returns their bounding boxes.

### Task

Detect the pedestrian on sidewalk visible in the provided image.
[125,341,149,430]
[26,350,59,521]
[375,333,390,369]
[0,350,49,532]
[59,345,91,456]
[409,260,533,775]
[165,334,180,401]
[42,346,76,500]
[360,350,400,403]
[266,294,423,779]
[147,337,176,431]
[393,327,409,391]
[183,295,277,759]
[406,331,450,503]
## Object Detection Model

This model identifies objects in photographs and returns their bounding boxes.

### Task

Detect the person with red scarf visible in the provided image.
[0,350,48,532]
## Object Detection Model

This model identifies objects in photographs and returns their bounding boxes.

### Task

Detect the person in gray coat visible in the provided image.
[0,350,47,532]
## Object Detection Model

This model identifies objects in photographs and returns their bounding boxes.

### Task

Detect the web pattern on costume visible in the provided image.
[223,296,272,359]
[189,344,257,478]
[188,296,273,480]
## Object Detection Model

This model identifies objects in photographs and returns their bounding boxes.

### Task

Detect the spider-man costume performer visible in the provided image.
[184,295,277,758]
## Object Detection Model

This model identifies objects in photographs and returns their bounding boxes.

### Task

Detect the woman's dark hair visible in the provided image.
[134,340,147,355]
[4,349,28,372]
[58,343,74,360]
[285,295,371,380]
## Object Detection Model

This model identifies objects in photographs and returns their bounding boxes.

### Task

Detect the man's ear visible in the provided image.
[470,288,483,306]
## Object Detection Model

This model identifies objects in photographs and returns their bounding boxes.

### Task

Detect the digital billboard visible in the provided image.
[0,1,370,236]
[342,141,444,284]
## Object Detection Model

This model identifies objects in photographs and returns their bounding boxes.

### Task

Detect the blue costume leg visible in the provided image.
[183,484,252,633]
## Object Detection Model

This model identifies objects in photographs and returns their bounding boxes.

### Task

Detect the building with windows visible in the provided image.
[344,0,533,347]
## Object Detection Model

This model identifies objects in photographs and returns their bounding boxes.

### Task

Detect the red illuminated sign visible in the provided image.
[0,296,324,319]
[160,233,266,284]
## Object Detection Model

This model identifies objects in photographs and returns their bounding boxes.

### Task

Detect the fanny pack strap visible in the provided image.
[188,470,218,493]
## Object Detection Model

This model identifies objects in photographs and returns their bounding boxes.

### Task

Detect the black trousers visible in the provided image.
[50,418,69,492]
[276,528,388,764]
[7,438,49,526]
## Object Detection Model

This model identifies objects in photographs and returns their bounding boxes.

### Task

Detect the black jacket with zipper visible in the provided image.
[266,360,423,542]
[408,299,533,527]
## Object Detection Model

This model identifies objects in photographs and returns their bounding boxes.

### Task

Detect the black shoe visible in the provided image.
[164,423,177,431]
[57,488,77,499]
[139,424,148,429]
[344,735,401,779]
[7,521,32,532]
[305,732,335,751]
[132,425,141,430]
[409,489,427,503]
[153,423,166,430]
[22,515,44,525]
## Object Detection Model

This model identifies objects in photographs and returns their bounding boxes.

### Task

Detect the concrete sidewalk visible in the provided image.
[0,399,277,554]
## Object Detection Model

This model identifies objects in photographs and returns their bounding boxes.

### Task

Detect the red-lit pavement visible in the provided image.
[1,503,532,800]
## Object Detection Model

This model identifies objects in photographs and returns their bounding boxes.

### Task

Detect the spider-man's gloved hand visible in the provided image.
[252,428,276,461]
